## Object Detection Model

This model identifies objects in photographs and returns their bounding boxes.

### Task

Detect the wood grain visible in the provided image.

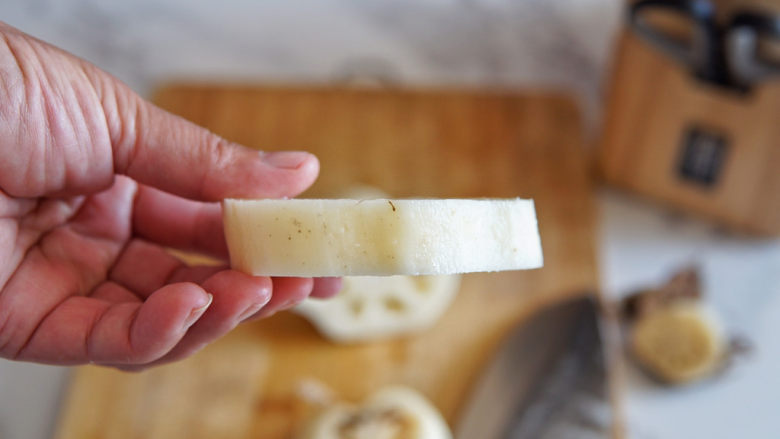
[599,31,780,235]
[55,85,599,439]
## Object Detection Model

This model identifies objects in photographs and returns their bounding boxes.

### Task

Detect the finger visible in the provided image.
[91,73,319,201]
[90,282,141,303]
[0,24,117,198]
[0,24,316,200]
[109,239,226,298]
[129,270,272,368]
[168,265,225,285]
[14,284,211,365]
[109,240,183,298]
[309,277,343,299]
[245,277,314,321]
[132,185,227,258]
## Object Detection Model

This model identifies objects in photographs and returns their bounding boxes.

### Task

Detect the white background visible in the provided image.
[1,1,778,438]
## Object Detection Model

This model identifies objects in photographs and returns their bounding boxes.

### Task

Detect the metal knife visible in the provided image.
[455,296,613,439]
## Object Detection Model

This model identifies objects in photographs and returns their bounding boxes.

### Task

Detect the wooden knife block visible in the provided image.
[599,30,780,235]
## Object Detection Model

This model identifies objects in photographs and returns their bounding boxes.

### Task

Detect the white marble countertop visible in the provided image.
[600,191,780,439]
[1,1,778,438]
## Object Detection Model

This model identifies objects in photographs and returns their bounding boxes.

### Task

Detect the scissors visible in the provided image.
[726,10,780,88]
[629,0,780,90]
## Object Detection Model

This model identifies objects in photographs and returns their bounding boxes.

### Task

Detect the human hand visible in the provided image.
[0,22,341,369]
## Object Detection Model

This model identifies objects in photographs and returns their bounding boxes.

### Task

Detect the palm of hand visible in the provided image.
[1,179,144,364]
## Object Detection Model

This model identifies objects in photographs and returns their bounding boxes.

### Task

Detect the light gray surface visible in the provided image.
[0,0,620,126]
[0,361,70,439]
[599,190,780,439]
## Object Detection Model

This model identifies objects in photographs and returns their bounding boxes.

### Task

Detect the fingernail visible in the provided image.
[184,293,212,329]
[261,151,310,170]
[238,296,272,322]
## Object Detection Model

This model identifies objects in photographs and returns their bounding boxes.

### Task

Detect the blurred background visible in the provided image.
[1,0,779,438]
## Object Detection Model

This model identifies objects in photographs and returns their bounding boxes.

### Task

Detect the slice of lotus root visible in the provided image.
[293,185,461,343]
[298,386,452,439]
[294,274,461,343]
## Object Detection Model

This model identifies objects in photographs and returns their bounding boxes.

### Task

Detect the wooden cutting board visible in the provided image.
[54,85,599,439]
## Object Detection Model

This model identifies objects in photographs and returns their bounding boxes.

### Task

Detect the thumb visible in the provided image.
[1,22,317,201]
[98,77,319,201]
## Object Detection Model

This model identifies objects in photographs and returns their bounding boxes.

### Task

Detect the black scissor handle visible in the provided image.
[726,10,780,86]
[629,0,721,81]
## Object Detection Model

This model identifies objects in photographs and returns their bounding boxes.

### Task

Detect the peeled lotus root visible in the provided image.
[298,386,452,439]
[293,186,462,343]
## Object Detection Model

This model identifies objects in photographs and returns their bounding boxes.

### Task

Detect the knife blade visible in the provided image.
[455,296,612,439]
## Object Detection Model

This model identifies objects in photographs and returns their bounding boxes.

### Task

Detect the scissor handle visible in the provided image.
[629,0,721,81]
[726,10,780,86]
